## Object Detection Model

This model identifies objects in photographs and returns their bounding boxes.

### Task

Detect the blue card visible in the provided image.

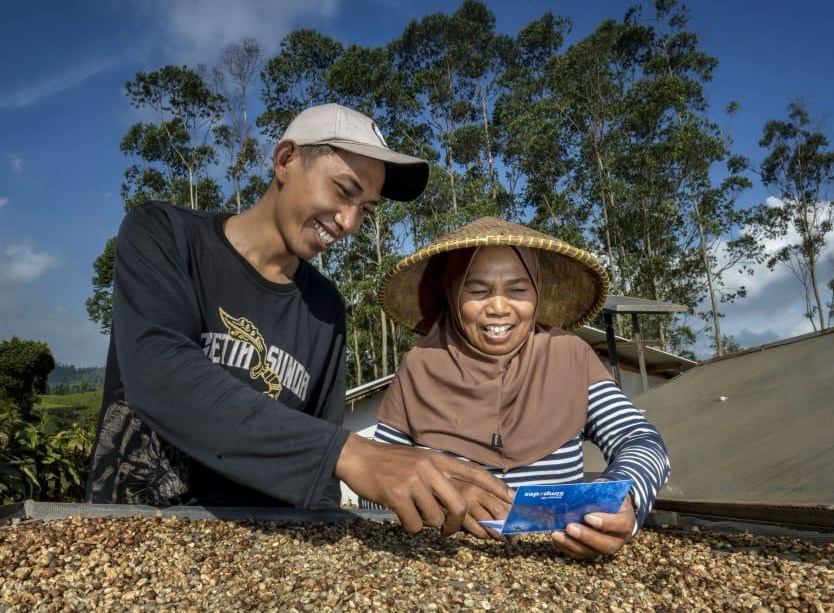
[479,480,632,535]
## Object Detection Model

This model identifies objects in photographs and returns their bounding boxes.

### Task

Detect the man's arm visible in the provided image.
[312,311,349,508]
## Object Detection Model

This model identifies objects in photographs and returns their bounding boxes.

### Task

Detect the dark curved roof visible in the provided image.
[631,328,834,505]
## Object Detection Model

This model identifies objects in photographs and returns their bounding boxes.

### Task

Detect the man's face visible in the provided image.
[458,246,537,356]
[275,146,384,260]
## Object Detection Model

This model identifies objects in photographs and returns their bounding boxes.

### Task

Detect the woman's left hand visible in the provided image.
[550,494,636,559]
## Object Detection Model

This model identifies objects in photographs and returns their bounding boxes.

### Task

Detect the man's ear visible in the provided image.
[273,140,299,184]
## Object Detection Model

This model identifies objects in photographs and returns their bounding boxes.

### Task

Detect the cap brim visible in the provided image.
[325,140,429,201]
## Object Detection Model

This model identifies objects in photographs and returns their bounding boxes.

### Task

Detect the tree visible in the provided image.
[0,337,55,422]
[495,13,583,243]
[535,17,642,293]
[390,0,513,236]
[689,149,759,356]
[86,236,116,334]
[212,38,267,213]
[256,30,344,140]
[609,0,716,352]
[124,66,225,210]
[755,101,834,330]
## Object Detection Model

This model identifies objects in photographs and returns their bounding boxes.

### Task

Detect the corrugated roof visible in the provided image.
[633,327,834,506]
[575,325,696,377]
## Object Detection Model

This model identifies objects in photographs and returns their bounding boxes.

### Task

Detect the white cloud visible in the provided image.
[0,59,114,109]
[6,154,24,172]
[0,197,8,208]
[0,244,57,288]
[137,0,340,64]
[719,198,834,301]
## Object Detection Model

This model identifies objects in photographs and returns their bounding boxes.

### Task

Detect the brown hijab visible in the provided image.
[376,246,612,470]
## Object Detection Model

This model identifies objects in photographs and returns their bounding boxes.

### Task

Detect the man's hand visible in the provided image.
[334,434,513,536]
[550,494,636,559]
[450,478,514,541]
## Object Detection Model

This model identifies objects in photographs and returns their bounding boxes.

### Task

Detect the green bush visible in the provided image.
[0,405,93,504]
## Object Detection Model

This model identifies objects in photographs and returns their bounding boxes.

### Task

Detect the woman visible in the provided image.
[372,217,670,558]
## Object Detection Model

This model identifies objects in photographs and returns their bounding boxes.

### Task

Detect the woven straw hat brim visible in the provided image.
[380,217,610,334]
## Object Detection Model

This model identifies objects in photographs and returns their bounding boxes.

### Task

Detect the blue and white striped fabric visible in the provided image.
[368,380,670,530]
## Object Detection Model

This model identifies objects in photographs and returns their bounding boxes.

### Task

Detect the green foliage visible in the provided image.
[47,364,105,394]
[257,30,344,140]
[0,405,93,504]
[122,65,225,211]
[86,236,116,334]
[0,337,55,423]
[0,338,92,503]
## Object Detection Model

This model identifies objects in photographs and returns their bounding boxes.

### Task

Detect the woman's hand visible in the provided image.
[550,494,636,559]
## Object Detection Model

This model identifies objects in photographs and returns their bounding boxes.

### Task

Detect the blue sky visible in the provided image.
[1,0,833,366]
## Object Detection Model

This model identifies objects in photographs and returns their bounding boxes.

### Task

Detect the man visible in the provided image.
[86,103,511,535]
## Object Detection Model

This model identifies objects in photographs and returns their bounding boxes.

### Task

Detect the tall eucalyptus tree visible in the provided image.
[756,101,834,330]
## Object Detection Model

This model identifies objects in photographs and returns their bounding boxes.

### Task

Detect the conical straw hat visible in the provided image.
[380,217,609,333]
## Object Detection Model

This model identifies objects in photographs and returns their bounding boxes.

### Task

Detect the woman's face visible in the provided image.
[458,246,537,355]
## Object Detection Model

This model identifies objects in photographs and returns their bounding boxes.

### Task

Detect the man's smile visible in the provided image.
[312,219,337,246]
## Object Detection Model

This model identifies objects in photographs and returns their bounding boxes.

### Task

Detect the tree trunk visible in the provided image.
[694,200,723,355]
[807,248,826,330]
[594,148,618,292]
[380,310,389,376]
[445,67,458,214]
[390,318,400,370]
[447,151,458,214]
[189,168,196,209]
[480,85,498,202]
[352,326,362,386]
[369,326,378,381]
[641,197,668,352]
[373,214,389,375]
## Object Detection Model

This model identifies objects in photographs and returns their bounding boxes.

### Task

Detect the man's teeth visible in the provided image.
[313,220,335,245]
[485,325,511,335]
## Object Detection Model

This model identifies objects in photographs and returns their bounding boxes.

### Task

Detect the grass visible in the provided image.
[35,391,102,434]
[38,391,102,411]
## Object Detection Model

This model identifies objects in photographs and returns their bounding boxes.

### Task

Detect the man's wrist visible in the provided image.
[334,433,358,481]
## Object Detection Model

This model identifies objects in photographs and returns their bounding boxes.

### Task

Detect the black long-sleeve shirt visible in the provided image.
[86,201,349,508]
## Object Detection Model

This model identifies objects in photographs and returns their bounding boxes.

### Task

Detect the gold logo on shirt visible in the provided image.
[218,307,283,399]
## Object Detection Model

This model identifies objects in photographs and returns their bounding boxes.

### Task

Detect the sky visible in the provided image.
[1,0,833,367]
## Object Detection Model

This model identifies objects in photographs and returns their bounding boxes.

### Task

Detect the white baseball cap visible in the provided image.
[281,103,430,202]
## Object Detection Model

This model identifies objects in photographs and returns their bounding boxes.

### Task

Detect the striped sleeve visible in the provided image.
[583,380,671,531]
[372,422,416,446]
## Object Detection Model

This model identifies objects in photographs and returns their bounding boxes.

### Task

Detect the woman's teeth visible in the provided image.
[485,324,511,336]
